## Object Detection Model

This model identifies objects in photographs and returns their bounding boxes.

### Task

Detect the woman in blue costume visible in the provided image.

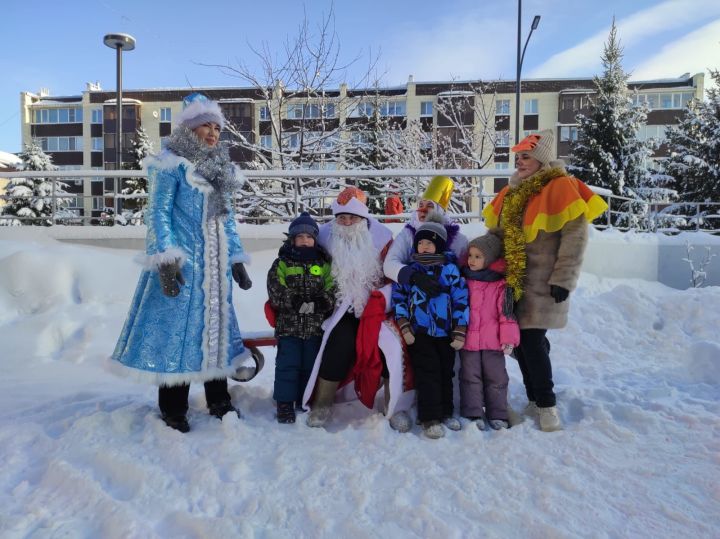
[111,93,253,433]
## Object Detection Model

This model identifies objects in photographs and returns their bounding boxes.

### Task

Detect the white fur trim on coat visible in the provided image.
[229,253,251,265]
[135,247,188,271]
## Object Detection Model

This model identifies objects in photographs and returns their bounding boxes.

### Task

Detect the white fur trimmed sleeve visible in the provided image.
[383,228,412,283]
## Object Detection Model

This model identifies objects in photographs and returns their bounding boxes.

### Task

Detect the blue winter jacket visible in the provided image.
[392,253,469,337]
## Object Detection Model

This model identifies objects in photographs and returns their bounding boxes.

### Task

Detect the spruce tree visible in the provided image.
[0,140,69,226]
[569,20,655,197]
[664,69,720,203]
[120,127,154,223]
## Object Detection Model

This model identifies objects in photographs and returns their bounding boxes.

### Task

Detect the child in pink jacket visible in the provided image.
[460,231,520,430]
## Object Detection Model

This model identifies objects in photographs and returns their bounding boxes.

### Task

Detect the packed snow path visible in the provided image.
[0,238,718,538]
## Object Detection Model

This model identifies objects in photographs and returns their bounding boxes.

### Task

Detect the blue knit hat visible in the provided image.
[288,212,319,239]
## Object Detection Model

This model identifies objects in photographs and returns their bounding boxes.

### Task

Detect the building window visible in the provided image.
[420,101,433,117]
[285,103,334,120]
[637,124,670,142]
[350,102,375,118]
[560,126,578,142]
[524,99,538,114]
[495,130,510,147]
[33,107,83,124]
[92,137,104,151]
[380,101,406,117]
[160,108,171,122]
[160,137,169,150]
[91,109,103,123]
[496,99,510,115]
[259,105,270,121]
[260,135,272,149]
[39,136,84,152]
[632,92,694,110]
[494,162,509,169]
[351,131,371,145]
[283,132,301,150]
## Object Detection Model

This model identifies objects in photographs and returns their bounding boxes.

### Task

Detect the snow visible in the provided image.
[1,236,719,537]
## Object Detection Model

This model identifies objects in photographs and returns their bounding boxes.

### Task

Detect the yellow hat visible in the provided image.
[422,176,454,210]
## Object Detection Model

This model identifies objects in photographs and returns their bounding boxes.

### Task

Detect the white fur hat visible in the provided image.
[177,93,225,130]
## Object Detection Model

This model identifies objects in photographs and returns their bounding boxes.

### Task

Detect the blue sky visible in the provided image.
[1,0,718,153]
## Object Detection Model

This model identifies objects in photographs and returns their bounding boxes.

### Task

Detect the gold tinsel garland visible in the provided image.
[501,167,565,301]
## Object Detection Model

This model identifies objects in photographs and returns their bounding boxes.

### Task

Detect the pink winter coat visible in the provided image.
[464,259,520,352]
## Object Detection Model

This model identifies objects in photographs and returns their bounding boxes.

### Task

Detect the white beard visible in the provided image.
[329,220,384,315]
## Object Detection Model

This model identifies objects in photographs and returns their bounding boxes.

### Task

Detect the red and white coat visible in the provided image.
[302,217,415,416]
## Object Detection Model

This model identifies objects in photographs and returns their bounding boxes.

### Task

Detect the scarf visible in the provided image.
[411,253,446,266]
[165,126,238,218]
[462,266,504,282]
[278,240,328,262]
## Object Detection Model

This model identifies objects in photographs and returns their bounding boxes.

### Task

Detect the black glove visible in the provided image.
[410,271,442,297]
[158,262,185,297]
[290,295,307,312]
[311,295,335,313]
[550,285,570,303]
[232,263,252,290]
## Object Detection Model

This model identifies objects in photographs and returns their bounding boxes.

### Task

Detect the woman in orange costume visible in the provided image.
[483,129,607,432]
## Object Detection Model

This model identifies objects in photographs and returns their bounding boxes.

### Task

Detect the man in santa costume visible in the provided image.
[302,187,414,432]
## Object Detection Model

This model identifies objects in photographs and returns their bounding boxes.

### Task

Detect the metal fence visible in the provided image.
[1,169,718,232]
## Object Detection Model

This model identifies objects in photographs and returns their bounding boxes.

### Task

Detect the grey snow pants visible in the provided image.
[459,349,509,420]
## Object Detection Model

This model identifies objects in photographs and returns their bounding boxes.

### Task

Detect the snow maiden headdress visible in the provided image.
[177,92,226,130]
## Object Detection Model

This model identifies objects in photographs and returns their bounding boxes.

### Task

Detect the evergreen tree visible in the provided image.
[569,20,655,197]
[0,140,70,226]
[120,127,154,224]
[664,69,720,203]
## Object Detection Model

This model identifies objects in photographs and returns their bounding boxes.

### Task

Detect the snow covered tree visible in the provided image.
[0,140,70,226]
[119,127,154,224]
[664,69,720,203]
[569,21,656,198]
[205,4,383,219]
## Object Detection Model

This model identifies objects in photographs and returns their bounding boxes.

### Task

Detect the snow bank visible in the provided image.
[0,237,719,537]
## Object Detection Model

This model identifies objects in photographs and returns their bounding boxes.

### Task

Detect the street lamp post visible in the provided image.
[103,33,135,218]
[515,5,541,144]
[103,33,136,170]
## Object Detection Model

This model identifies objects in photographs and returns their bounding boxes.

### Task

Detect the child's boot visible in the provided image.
[277,401,296,424]
[422,420,445,439]
[488,419,509,430]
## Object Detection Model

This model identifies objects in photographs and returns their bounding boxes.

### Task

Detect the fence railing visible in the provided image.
[1,169,718,232]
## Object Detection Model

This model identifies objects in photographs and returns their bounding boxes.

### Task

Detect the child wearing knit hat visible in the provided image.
[266,212,335,424]
[391,215,469,439]
[460,230,520,431]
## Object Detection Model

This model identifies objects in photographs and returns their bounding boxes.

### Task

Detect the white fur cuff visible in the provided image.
[229,253,251,265]
[135,247,188,271]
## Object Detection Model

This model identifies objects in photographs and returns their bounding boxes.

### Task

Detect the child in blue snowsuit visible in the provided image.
[391,216,469,439]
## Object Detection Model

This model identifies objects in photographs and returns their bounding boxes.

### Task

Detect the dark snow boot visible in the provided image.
[162,414,190,433]
[277,402,296,424]
[208,401,241,420]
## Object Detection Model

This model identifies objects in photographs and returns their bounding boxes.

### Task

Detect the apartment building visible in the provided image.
[19,72,703,218]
